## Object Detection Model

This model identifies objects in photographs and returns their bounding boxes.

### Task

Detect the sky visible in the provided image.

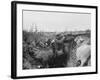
[23,10,91,32]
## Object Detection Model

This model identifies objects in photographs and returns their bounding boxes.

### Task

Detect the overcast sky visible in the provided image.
[23,10,91,32]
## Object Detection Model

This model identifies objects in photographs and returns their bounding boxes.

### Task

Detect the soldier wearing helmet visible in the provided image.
[55,33,65,51]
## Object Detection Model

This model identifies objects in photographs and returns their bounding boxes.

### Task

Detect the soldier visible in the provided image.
[55,33,65,52]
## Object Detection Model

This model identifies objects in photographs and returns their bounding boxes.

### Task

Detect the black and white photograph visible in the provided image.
[11,1,97,79]
[23,10,91,69]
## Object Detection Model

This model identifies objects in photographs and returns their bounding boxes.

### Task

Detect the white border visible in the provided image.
[17,3,96,77]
